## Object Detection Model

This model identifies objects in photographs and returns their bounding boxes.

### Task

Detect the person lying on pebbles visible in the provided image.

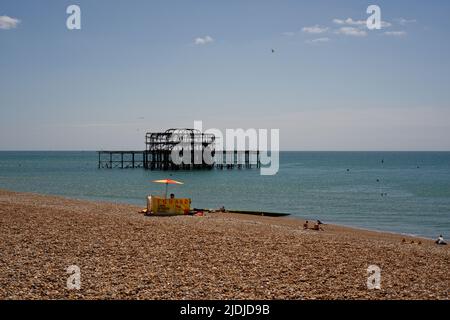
[303,220,324,231]
[402,238,422,245]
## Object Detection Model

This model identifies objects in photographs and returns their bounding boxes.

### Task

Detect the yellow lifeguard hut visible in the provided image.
[145,179,191,215]
[147,196,191,215]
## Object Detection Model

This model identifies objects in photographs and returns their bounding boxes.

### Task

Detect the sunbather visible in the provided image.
[313,221,323,231]
[435,235,447,245]
[303,221,308,230]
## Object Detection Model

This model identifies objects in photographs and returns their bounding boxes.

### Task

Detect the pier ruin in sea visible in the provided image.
[98,128,261,170]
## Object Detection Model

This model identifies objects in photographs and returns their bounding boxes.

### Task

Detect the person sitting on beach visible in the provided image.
[170,193,175,199]
[312,221,323,231]
[303,221,308,230]
[219,206,226,213]
[435,235,447,245]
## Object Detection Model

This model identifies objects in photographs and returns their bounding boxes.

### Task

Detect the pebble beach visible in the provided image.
[0,189,448,300]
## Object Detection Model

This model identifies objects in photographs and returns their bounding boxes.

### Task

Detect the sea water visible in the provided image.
[0,151,449,239]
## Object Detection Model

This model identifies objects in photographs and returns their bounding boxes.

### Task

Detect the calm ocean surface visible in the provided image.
[0,151,449,239]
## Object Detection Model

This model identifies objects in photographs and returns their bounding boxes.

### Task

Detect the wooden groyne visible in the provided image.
[226,210,290,217]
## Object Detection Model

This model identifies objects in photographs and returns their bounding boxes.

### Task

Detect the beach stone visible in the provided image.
[0,189,448,300]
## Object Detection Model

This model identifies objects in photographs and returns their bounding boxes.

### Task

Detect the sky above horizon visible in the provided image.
[1,0,450,151]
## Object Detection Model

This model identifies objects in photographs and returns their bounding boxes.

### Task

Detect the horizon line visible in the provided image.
[1,150,450,153]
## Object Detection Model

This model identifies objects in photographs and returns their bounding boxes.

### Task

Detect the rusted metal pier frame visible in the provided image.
[98,128,261,170]
[97,150,261,170]
[97,151,146,169]
[145,128,216,170]
[214,150,261,169]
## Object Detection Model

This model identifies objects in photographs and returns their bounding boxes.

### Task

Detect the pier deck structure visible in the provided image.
[98,128,261,170]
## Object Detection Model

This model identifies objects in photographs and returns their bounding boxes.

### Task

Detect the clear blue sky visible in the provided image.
[1,0,450,150]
